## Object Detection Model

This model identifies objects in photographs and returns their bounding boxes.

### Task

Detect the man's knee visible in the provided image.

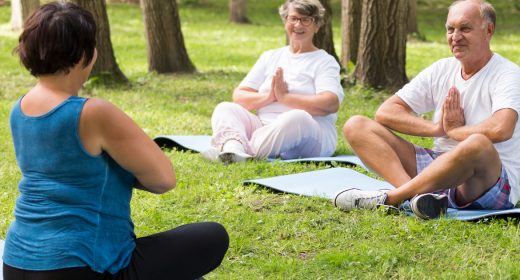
[457,133,495,158]
[343,115,374,141]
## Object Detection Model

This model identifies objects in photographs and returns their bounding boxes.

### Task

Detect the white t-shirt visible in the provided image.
[239,46,344,154]
[396,54,520,204]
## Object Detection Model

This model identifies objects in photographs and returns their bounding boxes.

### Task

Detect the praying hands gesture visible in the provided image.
[271,67,289,103]
[442,86,465,138]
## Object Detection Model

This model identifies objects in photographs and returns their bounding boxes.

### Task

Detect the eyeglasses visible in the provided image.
[286,16,314,26]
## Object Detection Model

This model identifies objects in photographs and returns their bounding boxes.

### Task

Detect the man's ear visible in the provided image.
[487,22,495,36]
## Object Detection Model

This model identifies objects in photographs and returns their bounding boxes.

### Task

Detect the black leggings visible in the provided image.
[3,222,229,280]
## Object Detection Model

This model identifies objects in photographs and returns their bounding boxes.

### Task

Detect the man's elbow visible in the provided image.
[374,109,391,126]
[490,127,514,143]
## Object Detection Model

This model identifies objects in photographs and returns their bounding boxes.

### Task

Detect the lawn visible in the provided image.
[1,0,520,279]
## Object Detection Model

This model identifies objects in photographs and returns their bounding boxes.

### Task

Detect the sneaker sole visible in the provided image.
[218,152,252,165]
[411,194,448,220]
[218,152,236,165]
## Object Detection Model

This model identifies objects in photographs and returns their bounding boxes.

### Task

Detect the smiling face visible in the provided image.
[446,1,493,63]
[285,7,319,47]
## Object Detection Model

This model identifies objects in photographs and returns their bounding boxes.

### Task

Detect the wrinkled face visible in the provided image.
[284,8,318,45]
[446,1,493,62]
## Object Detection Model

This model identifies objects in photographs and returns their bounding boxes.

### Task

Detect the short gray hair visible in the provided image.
[449,0,496,28]
[279,0,325,28]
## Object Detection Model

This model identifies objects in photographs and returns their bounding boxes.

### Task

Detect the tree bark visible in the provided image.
[341,0,361,68]
[229,0,249,24]
[140,0,196,74]
[354,0,408,91]
[407,0,417,34]
[10,0,39,30]
[71,0,128,83]
[108,0,139,4]
[313,0,339,63]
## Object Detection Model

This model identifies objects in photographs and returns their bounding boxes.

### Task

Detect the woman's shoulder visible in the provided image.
[81,98,127,129]
[259,46,289,59]
[310,49,340,69]
[83,97,116,116]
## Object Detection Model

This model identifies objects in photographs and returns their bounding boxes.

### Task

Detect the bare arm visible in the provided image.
[443,87,518,142]
[273,67,339,116]
[375,95,445,137]
[80,98,176,194]
[445,109,517,142]
[276,92,339,116]
[232,86,275,111]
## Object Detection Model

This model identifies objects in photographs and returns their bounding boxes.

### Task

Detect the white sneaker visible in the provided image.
[333,188,388,212]
[201,147,220,162]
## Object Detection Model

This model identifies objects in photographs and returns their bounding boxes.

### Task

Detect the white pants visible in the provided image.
[210,102,324,160]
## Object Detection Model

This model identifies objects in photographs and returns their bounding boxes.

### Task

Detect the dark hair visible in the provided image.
[14,2,97,76]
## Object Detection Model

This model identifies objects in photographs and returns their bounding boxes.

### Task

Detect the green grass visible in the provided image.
[1,0,520,278]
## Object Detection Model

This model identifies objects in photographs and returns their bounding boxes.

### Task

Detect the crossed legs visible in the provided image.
[343,115,502,207]
[211,102,323,160]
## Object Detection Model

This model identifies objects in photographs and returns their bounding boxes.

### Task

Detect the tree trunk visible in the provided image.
[140,0,196,74]
[354,0,408,91]
[407,0,417,34]
[0,0,5,6]
[341,0,361,68]
[108,0,139,3]
[71,0,128,83]
[313,0,339,63]
[10,0,39,30]
[229,0,249,24]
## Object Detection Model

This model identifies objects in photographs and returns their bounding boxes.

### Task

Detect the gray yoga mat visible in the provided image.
[243,167,520,221]
[153,135,365,167]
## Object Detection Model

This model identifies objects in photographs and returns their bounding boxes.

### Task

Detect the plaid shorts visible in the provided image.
[414,145,514,210]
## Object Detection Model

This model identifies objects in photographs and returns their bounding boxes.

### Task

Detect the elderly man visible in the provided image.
[334,0,520,219]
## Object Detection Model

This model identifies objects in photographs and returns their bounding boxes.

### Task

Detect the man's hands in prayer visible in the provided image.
[443,86,465,138]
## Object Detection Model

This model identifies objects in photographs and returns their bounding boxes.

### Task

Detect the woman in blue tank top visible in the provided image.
[3,3,228,280]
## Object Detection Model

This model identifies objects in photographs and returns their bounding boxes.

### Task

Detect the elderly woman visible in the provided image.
[3,3,228,280]
[203,0,343,164]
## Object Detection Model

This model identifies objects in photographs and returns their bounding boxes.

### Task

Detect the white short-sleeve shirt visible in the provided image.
[396,54,520,204]
[239,46,344,155]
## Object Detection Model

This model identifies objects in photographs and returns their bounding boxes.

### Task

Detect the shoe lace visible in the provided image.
[353,192,387,209]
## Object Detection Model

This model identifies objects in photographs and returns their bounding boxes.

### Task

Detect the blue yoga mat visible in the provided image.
[244,167,390,198]
[243,167,520,221]
[154,135,366,167]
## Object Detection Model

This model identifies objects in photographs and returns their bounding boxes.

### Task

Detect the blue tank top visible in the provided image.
[4,96,136,274]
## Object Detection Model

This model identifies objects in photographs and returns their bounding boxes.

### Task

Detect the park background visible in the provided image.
[1,0,520,278]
